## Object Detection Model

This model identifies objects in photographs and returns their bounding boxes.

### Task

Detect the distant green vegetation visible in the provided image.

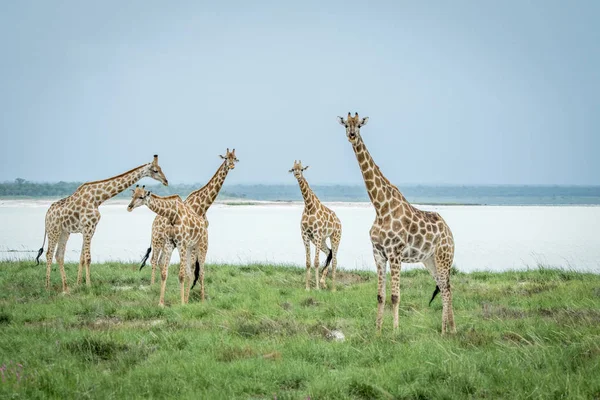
[0,261,599,399]
[2,179,600,204]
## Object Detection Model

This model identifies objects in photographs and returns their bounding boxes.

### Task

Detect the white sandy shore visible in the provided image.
[1,200,599,273]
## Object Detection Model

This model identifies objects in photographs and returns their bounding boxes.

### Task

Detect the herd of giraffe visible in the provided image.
[36,113,456,335]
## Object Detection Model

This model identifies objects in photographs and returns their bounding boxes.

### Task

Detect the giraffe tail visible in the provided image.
[320,249,333,273]
[139,247,152,270]
[428,285,440,306]
[191,260,200,289]
[35,230,46,266]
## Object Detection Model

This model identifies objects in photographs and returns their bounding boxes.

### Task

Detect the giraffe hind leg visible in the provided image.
[55,231,70,293]
[434,247,456,335]
[319,238,332,288]
[45,233,59,290]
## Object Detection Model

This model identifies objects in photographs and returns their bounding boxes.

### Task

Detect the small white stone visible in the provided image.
[327,330,345,342]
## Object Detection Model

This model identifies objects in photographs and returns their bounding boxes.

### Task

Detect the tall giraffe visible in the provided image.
[338,113,456,335]
[128,186,208,306]
[35,155,169,292]
[140,148,238,285]
[289,160,342,291]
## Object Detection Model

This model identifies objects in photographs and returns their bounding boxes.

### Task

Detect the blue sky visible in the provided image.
[1,0,598,185]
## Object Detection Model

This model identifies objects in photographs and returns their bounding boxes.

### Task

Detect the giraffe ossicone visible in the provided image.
[338,113,457,335]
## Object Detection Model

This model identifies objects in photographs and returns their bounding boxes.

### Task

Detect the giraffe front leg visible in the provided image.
[389,257,402,331]
[373,244,388,333]
[77,250,84,286]
[159,242,174,307]
[302,234,311,290]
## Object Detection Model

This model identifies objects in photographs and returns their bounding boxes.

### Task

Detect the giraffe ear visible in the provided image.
[302,165,310,171]
[288,168,294,173]
[219,154,226,159]
[359,117,369,127]
[337,116,345,126]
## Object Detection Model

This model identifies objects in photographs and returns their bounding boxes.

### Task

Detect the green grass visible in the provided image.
[0,261,599,399]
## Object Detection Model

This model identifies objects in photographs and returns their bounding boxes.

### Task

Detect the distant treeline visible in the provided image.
[2,179,600,205]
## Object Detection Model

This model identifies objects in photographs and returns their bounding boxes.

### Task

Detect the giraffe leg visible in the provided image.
[82,229,95,287]
[55,231,70,293]
[318,238,331,289]
[150,235,164,285]
[373,244,388,333]
[178,246,188,306]
[330,236,340,292]
[77,247,85,286]
[195,246,207,302]
[389,256,402,331]
[159,242,174,307]
[302,233,311,290]
[435,246,456,335]
[313,234,323,290]
[45,232,59,290]
[185,253,194,304]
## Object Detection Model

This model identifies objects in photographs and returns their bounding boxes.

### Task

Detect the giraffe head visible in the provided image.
[144,155,169,186]
[127,185,151,212]
[288,160,309,179]
[219,148,239,170]
[337,112,369,144]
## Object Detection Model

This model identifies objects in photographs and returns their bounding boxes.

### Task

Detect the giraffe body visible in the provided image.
[128,186,208,306]
[289,161,342,291]
[338,113,456,335]
[38,156,168,292]
[141,149,238,285]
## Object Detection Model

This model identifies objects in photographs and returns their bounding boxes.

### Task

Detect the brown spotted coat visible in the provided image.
[338,112,456,335]
[39,155,168,292]
[289,160,342,290]
[128,186,208,306]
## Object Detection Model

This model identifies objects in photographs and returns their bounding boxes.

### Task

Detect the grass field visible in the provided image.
[0,261,599,399]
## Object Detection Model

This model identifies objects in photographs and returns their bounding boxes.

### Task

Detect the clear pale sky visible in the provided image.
[1,0,598,185]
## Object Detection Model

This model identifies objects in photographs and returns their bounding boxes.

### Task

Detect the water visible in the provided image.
[1,200,599,273]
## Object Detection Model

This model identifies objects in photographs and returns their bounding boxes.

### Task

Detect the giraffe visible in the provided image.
[337,112,456,335]
[289,160,342,291]
[127,186,208,306]
[35,155,169,292]
[140,148,238,285]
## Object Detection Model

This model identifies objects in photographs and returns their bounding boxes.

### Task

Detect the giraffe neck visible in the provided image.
[186,161,229,216]
[297,176,319,210]
[146,194,180,222]
[351,137,408,214]
[81,164,149,207]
